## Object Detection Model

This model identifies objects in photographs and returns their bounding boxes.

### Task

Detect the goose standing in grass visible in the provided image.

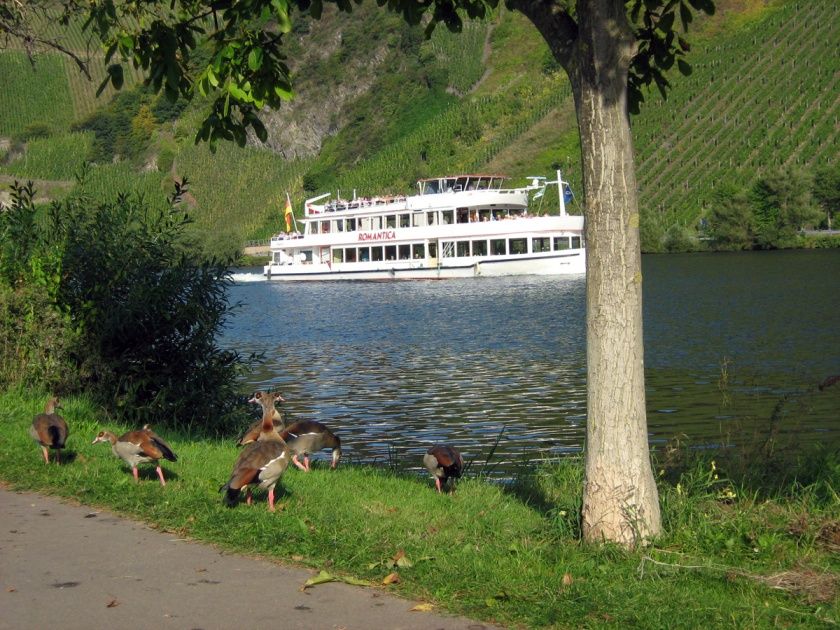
[237,391,286,445]
[30,396,68,464]
[423,445,464,493]
[244,391,341,470]
[221,390,291,511]
[280,421,341,471]
[92,425,178,485]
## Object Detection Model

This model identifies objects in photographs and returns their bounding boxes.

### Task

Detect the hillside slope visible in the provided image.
[0,0,836,254]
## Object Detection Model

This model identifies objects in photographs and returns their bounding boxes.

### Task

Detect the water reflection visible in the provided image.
[222,250,840,477]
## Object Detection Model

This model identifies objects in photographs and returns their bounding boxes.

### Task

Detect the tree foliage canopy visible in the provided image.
[1,0,713,145]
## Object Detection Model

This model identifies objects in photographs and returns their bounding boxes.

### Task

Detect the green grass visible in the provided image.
[2,388,837,628]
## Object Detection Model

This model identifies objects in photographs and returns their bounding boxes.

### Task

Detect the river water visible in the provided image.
[221,249,840,477]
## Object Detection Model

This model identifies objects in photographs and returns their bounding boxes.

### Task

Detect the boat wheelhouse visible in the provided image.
[264,172,585,281]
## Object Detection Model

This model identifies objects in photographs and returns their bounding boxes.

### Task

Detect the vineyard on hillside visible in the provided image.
[0,0,837,254]
[633,0,840,240]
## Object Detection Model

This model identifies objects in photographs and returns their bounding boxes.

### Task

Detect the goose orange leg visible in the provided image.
[155,465,166,486]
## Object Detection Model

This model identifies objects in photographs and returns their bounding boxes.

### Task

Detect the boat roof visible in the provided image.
[417,174,508,182]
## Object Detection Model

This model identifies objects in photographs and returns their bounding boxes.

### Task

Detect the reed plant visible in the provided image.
[1,387,836,628]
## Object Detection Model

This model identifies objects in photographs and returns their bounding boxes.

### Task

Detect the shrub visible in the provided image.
[0,173,254,434]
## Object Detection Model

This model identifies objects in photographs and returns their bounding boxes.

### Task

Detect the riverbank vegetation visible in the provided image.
[1,387,838,627]
[1,0,837,257]
[0,176,251,433]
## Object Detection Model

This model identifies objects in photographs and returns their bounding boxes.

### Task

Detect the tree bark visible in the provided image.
[570,0,661,545]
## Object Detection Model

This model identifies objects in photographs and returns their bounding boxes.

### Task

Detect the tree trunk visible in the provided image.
[571,0,662,545]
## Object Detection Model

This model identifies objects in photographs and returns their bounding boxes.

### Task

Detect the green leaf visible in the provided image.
[206,66,219,88]
[271,0,292,33]
[247,48,263,71]
[109,64,124,90]
[677,59,692,76]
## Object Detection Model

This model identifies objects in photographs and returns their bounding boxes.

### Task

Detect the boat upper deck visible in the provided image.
[306,175,531,218]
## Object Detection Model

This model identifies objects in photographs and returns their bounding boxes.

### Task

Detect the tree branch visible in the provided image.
[504,0,578,70]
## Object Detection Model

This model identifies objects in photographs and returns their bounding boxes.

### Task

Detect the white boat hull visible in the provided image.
[264,249,585,281]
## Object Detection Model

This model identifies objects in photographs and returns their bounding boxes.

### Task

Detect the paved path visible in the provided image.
[0,489,497,630]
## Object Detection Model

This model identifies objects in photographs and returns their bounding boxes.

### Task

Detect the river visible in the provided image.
[221,249,840,477]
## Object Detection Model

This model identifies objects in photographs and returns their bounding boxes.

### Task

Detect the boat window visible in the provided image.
[399,214,410,228]
[554,236,570,250]
[398,244,411,260]
[491,239,506,255]
[469,210,478,223]
[371,215,382,230]
[412,213,426,227]
[571,236,582,249]
[358,247,370,262]
[509,238,528,255]
[412,243,425,259]
[442,210,454,224]
[533,237,551,252]
[321,220,331,233]
[427,211,437,225]
[345,248,357,262]
[479,209,491,222]
[336,220,344,232]
[471,240,487,256]
[347,218,357,232]
[456,209,469,224]
[386,215,396,229]
[457,241,470,257]
[425,180,439,194]
[332,249,343,263]
[385,245,397,261]
[428,242,438,257]
[441,242,455,258]
[310,222,319,235]
[371,246,384,261]
[360,217,370,231]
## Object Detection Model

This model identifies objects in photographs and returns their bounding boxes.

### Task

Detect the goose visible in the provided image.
[280,421,341,471]
[92,425,178,485]
[221,390,291,511]
[30,396,68,464]
[423,445,464,493]
[245,391,341,471]
[237,391,286,445]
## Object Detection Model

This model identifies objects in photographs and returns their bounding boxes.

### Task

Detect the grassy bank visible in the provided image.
[1,389,837,627]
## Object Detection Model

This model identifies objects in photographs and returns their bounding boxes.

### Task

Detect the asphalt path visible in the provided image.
[0,488,497,630]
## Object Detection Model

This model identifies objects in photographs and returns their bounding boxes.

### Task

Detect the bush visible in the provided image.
[0,174,255,434]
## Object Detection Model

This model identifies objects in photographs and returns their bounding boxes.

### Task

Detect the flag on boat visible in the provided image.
[284,194,293,232]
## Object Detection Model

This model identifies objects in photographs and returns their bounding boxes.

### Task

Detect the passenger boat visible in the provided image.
[263,171,585,280]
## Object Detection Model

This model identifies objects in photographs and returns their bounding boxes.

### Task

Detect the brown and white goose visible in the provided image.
[423,444,464,493]
[30,396,68,464]
[92,425,178,485]
[280,421,341,472]
[244,391,341,471]
[221,390,292,511]
[237,391,286,446]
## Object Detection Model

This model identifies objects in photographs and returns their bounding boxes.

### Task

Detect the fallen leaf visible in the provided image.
[409,603,434,612]
[382,572,400,585]
[300,570,371,591]
[291,554,305,562]
[562,573,573,587]
[301,570,337,591]
[106,599,119,608]
[6,587,16,593]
